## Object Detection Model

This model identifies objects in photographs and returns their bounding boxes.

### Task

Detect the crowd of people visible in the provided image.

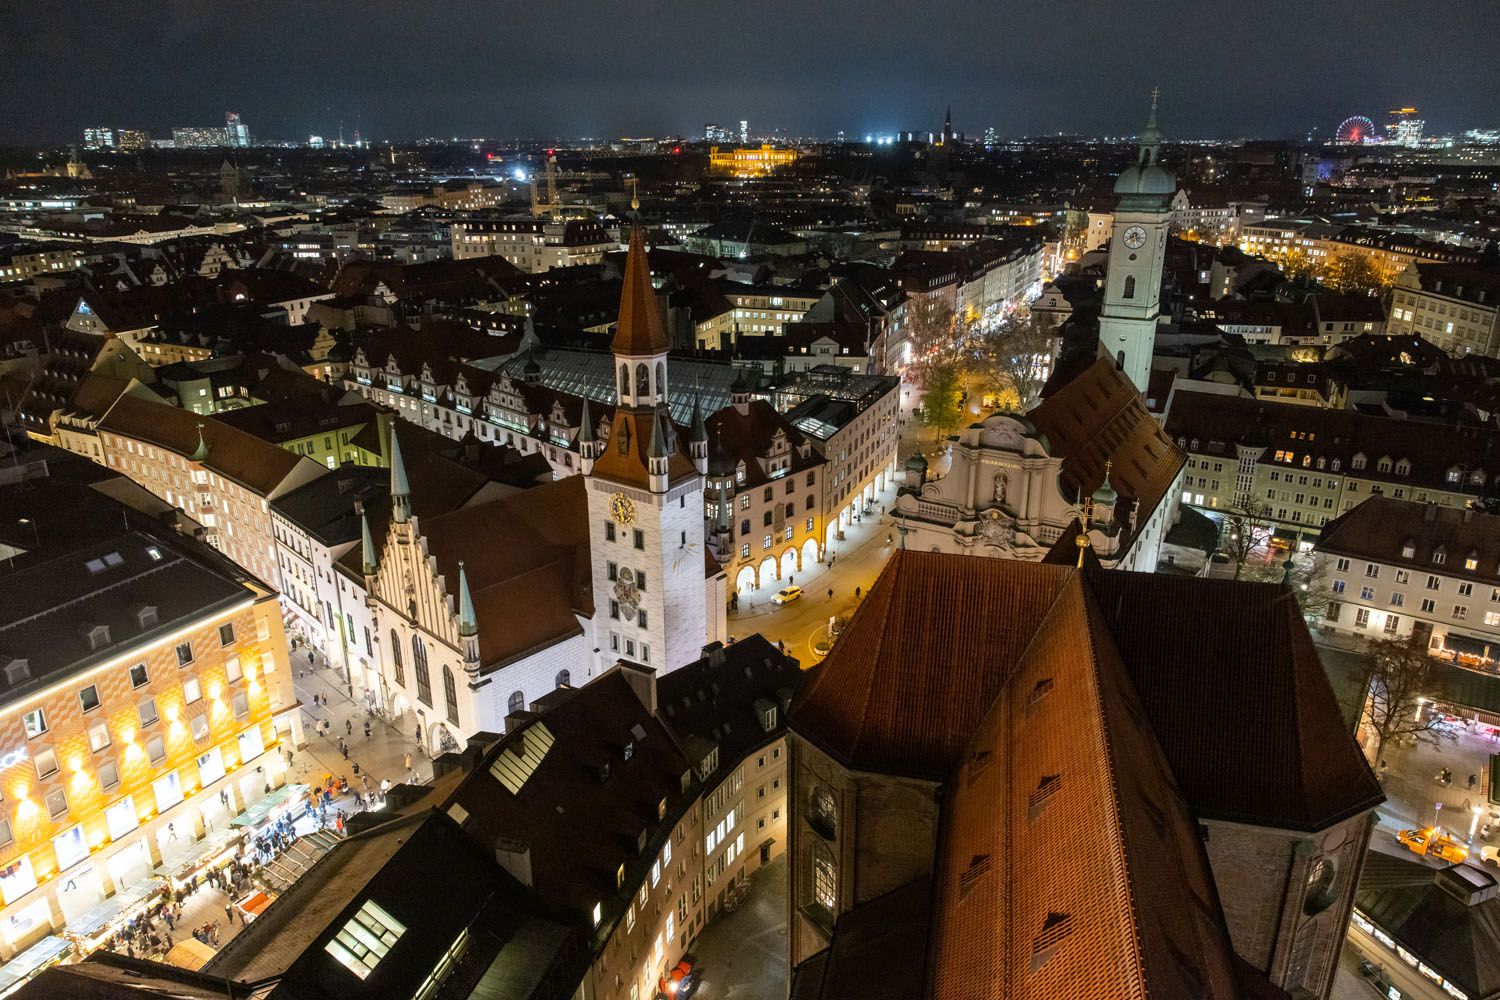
[104,859,257,961]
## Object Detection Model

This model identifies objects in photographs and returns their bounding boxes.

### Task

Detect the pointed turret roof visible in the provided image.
[647,410,670,460]
[577,396,596,444]
[360,507,377,576]
[687,391,707,444]
[612,227,669,357]
[389,425,410,499]
[458,560,478,637]
[190,423,210,463]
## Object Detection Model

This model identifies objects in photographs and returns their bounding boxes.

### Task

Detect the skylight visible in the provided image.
[489,721,556,793]
[326,899,406,980]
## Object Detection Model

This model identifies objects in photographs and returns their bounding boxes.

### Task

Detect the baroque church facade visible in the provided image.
[889,99,1184,572]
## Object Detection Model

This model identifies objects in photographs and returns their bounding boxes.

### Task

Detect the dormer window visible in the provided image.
[1466,551,1480,571]
[3,659,29,686]
[1351,454,1366,471]
[1401,540,1416,559]
[1377,457,1392,474]
[86,625,111,650]
[1433,547,1447,566]
[1448,467,1463,483]
[137,606,159,628]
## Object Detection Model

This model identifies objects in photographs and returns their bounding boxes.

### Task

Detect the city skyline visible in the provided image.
[3,0,1499,144]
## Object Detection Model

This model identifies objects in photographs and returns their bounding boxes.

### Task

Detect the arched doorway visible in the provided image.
[802,537,820,568]
[758,556,779,587]
[780,548,799,578]
[390,691,411,720]
[735,566,756,593]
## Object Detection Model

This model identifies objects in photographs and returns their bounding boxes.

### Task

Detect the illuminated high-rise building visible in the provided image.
[739,119,749,143]
[116,129,149,150]
[225,112,250,147]
[82,127,113,149]
[1387,107,1424,146]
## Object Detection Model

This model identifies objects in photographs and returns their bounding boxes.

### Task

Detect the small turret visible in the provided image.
[687,391,709,474]
[359,504,378,577]
[730,371,751,414]
[457,560,481,678]
[577,396,602,475]
[389,426,411,524]
[190,423,210,463]
[647,411,670,492]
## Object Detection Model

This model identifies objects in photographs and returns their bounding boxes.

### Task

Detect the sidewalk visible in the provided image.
[287,644,433,823]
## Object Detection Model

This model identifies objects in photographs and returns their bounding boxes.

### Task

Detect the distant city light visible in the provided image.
[512,167,528,182]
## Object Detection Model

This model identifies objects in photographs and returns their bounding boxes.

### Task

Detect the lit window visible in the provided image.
[326,899,407,980]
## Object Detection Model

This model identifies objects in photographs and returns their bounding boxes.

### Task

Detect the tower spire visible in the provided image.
[457,560,478,637]
[360,506,377,576]
[389,426,411,523]
[191,422,210,463]
[611,227,669,358]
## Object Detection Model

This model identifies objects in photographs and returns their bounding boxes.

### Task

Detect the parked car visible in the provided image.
[1480,845,1500,867]
[1397,827,1469,864]
[772,585,803,605]
[657,958,697,998]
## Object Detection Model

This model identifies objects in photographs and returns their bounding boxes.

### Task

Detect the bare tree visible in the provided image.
[964,316,1057,412]
[1361,634,1456,766]
[902,296,958,384]
[1242,550,1341,623]
[1220,500,1276,579]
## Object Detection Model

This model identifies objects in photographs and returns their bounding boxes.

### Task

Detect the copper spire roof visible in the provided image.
[611,227,669,357]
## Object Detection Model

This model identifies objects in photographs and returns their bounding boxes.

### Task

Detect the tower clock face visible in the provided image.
[610,492,636,525]
[1121,225,1148,250]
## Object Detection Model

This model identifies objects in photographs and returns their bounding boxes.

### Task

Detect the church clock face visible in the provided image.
[1122,225,1148,250]
[610,493,636,525]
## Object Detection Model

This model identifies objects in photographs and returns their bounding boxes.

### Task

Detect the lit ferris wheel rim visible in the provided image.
[1335,115,1376,144]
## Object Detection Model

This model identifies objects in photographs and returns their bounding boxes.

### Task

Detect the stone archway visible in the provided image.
[759,555,779,586]
[735,566,756,593]
[780,548,799,578]
[802,537,820,567]
[390,691,411,720]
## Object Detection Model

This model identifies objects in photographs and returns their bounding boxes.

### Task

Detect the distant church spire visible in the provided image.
[458,560,478,637]
[360,506,377,576]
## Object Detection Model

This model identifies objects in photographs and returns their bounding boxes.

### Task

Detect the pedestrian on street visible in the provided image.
[308,650,315,667]
[788,575,794,586]
[345,719,352,736]
[855,586,862,599]
[364,720,371,738]
[827,588,833,601]
[404,753,411,771]
[339,739,348,760]
[225,904,234,924]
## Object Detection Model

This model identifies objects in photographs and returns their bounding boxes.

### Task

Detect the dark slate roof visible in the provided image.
[656,635,801,777]
[1355,850,1500,1000]
[205,810,572,999]
[787,879,933,1000]
[1316,497,1500,585]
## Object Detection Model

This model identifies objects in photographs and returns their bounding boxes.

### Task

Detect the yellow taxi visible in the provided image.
[1396,827,1469,864]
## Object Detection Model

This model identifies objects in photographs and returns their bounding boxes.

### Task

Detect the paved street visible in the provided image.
[689,855,788,999]
[286,643,434,819]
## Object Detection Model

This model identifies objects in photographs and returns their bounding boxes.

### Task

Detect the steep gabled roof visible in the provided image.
[611,228,670,356]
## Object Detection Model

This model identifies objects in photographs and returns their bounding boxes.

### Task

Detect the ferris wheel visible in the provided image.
[1334,115,1376,144]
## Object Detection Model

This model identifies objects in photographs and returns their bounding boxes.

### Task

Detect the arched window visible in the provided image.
[412,636,431,706]
[555,669,571,688]
[1116,350,1126,370]
[442,666,458,725]
[507,690,525,715]
[655,361,666,399]
[785,503,795,519]
[740,519,750,536]
[635,363,650,398]
[619,363,630,399]
[1123,275,1136,299]
[809,786,837,839]
[1303,857,1338,915]
[390,629,404,686]
[763,511,773,527]
[811,843,837,914]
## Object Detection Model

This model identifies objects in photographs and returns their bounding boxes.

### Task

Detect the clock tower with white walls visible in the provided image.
[586,226,715,676]
[1099,89,1176,394]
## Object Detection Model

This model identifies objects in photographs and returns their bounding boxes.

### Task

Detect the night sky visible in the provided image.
[2,0,1498,144]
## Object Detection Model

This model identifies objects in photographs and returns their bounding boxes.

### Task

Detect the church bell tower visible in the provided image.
[1099,90,1176,394]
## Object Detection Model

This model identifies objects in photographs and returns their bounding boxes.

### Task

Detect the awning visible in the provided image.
[0,935,70,993]
[69,878,162,938]
[1441,632,1497,661]
[162,937,216,971]
[230,783,308,829]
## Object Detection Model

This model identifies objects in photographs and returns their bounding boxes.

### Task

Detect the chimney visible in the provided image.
[494,838,534,888]
[1425,503,1439,522]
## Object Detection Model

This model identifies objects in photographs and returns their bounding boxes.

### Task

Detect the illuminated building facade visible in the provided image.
[0,487,299,963]
[707,144,798,177]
